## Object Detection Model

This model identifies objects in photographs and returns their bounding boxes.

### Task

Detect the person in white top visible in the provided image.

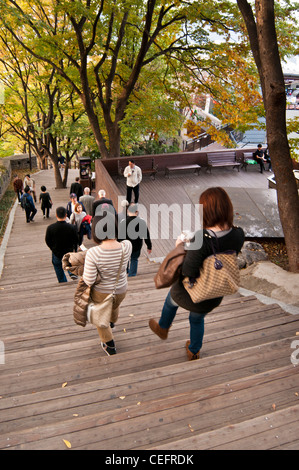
[123,159,142,204]
[24,174,36,202]
[83,209,132,356]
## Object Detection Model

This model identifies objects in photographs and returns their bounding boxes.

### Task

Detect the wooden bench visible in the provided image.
[206,151,241,173]
[241,151,270,171]
[118,158,158,180]
[165,164,201,178]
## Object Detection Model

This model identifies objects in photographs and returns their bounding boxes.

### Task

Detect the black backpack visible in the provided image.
[21,194,31,210]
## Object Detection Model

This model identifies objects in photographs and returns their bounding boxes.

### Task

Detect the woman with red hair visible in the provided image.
[149,187,244,360]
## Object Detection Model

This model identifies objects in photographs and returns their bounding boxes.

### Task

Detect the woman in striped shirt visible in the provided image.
[83,209,132,355]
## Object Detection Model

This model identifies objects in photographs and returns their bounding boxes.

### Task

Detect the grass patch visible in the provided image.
[0,169,38,244]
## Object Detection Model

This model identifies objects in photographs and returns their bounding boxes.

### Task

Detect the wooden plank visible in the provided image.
[2,365,298,450]
[153,404,299,450]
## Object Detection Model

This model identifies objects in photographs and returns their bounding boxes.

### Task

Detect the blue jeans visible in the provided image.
[52,253,67,283]
[159,291,205,354]
[128,249,141,277]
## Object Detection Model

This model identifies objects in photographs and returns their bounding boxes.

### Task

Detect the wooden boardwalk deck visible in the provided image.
[0,168,299,450]
[113,166,281,259]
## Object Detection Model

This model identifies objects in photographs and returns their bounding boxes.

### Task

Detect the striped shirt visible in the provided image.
[83,240,132,294]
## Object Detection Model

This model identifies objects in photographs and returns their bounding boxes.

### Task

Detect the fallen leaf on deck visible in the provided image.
[63,439,72,449]
[62,382,68,388]
[119,396,126,400]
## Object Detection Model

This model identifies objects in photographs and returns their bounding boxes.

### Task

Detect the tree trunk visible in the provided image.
[79,70,109,159]
[107,122,121,159]
[42,135,64,188]
[237,0,299,272]
[52,161,63,188]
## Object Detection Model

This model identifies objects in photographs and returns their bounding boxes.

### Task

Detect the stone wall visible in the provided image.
[0,154,37,201]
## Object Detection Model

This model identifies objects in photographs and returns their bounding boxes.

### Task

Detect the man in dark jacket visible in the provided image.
[45,206,78,282]
[13,174,23,203]
[92,189,116,217]
[118,203,152,276]
[70,177,83,199]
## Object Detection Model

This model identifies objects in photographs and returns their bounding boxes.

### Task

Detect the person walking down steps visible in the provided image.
[149,187,244,361]
[82,209,132,356]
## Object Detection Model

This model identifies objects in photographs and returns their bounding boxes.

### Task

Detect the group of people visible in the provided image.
[14,173,53,223]
[49,181,244,360]
[46,183,152,286]
[82,187,243,359]
[19,163,245,362]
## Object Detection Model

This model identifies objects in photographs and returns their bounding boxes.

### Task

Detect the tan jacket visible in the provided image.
[62,250,101,327]
[73,278,91,327]
[62,250,86,276]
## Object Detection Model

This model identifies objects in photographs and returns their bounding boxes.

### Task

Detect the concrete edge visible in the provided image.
[239,287,299,316]
[0,198,18,278]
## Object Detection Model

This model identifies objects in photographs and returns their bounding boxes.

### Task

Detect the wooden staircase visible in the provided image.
[0,170,299,450]
[1,256,299,450]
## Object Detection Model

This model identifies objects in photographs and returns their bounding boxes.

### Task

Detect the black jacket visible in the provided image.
[118,215,152,252]
[92,198,116,217]
[70,182,83,199]
[45,221,78,259]
[170,227,245,313]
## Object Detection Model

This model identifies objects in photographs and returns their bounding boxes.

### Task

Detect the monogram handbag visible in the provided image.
[154,244,186,289]
[182,233,240,303]
[87,246,124,328]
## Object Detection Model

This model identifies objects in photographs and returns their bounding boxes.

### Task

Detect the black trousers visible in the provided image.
[126,184,139,204]
[257,160,265,173]
[25,206,37,222]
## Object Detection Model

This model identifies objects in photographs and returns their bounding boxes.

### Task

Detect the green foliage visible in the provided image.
[0,0,298,158]
[123,138,180,156]
[287,115,299,161]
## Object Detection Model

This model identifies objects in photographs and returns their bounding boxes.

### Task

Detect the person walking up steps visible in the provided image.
[39,186,53,219]
[21,186,37,223]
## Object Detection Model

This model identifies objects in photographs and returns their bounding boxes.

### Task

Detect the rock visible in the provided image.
[238,241,268,268]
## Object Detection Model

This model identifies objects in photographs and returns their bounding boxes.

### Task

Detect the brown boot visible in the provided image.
[149,319,169,340]
[185,340,200,360]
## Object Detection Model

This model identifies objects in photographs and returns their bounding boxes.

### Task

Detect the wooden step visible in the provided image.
[153,404,299,450]
[1,364,298,450]
[1,169,299,450]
